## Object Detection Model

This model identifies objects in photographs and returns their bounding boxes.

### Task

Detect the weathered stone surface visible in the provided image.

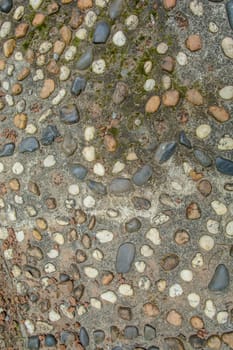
[116,242,135,273]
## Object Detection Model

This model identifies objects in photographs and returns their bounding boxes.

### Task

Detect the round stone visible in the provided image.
[84,126,95,141]
[176,52,188,65]
[162,75,171,89]
[125,14,139,30]
[84,266,98,278]
[83,195,96,208]
[135,261,146,273]
[146,228,161,245]
[169,284,183,297]
[204,299,216,319]
[92,59,106,74]
[68,184,79,195]
[187,293,200,308]
[217,311,228,324]
[101,291,117,303]
[43,155,56,167]
[85,10,97,27]
[118,283,133,296]
[144,60,152,74]
[180,269,193,282]
[221,37,233,59]
[93,163,105,176]
[112,30,126,46]
[144,79,155,91]
[207,219,219,234]
[219,86,233,100]
[76,28,88,40]
[199,235,214,251]
[140,245,153,257]
[82,146,95,161]
[209,22,218,33]
[157,42,168,54]
[226,221,233,237]
[12,162,24,174]
[44,263,56,273]
[196,124,211,139]
[52,233,64,245]
[211,200,227,215]
[138,276,151,290]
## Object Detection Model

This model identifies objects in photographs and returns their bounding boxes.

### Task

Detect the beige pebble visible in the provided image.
[211,200,227,215]
[166,310,182,326]
[40,79,55,99]
[199,235,214,251]
[196,124,211,139]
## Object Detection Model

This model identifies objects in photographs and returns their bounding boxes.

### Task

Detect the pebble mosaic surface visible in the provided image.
[1,0,233,349]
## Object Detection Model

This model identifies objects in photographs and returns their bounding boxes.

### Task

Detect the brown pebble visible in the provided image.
[186,34,202,51]
[28,181,40,196]
[118,306,132,320]
[47,60,60,74]
[36,218,48,230]
[186,89,203,105]
[163,0,177,10]
[102,271,114,285]
[17,67,30,81]
[14,113,27,129]
[166,310,182,326]
[208,106,230,123]
[8,178,20,191]
[25,49,35,64]
[60,25,72,45]
[143,303,160,317]
[0,60,6,70]
[112,82,129,104]
[190,316,204,329]
[45,197,57,209]
[77,0,93,10]
[207,335,222,350]
[32,229,42,241]
[12,83,22,95]
[40,79,55,99]
[160,254,179,271]
[88,215,96,230]
[222,332,233,348]
[161,56,175,72]
[174,229,190,245]
[3,39,16,58]
[15,23,29,38]
[162,90,180,106]
[186,202,201,219]
[32,13,46,26]
[197,179,212,197]
[81,234,91,249]
[145,95,161,113]
[189,169,204,181]
[75,209,87,224]
[104,134,117,152]
[164,337,185,350]
[69,8,83,29]
[62,0,73,3]
[76,249,87,263]
[0,102,5,111]
[53,40,66,56]
[47,2,60,14]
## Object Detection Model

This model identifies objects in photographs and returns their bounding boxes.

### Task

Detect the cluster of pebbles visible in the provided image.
[0,0,233,349]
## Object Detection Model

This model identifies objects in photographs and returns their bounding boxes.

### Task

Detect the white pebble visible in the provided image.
[43,155,56,167]
[171,181,182,191]
[0,228,8,240]
[118,283,133,296]
[96,230,113,243]
[218,135,233,150]
[84,266,98,278]
[68,184,79,195]
[75,28,88,40]
[140,245,153,257]
[7,64,14,76]
[12,162,24,175]
[77,305,86,316]
[157,279,167,292]
[14,52,23,61]
[4,249,13,260]
[2,81,9,91]
[144,61,152,74]
[96,0,108,7]
[90,297,102,309]
[93,163,105,176]
[219,86,233,99]
[15,230,24,242]
[33,69,44,81]
[12,265,21,277]
[0,163,4,173]
[209,22,218,33]
[92,249,103,261]
[138,276,151,290]
[189,0,203,16]
[176,52,188,66]
[83,195,96,208]
[92,59,106,74]
[82,146,95,162]
[192,252,204,268]
[226,221,233,237]
[125,14,139,30]
[0,22,11,38]
[157,42,168,54]
[135,261,146,273]
[5,94,14,106]
[217,311,228,324]
[39,41,52,54]
[144,78,155,91]
[25,320,35,335]
[162,75,171,90]
[0,198,5,208]
[26,123,37,134]
[152,213,169,225]
[84,126,95,141]
[101,290,117,303]
[47,249,59,259]
[180,269,193,282]
[44,263,56,273]
[112,161,125,173]
[49,310,60,322]
[211,200,227,215]
[36,54,45,66]
[169,283,183,297]
[199,235,214,251]
[85,11,97,27]
[187,293,200,308]
[30,0,44,10]
[196,124,211,139]
[146,228,161,245]
[221,37,233,59]
[13,6,24,21]
[52,232,64,245]
[59,66,70,81]
[113,31,126,47]
[107,209,119,217]
[52,88,66,105]
[65,46,77,61]
[207,219,219,234]
[204,299,216,319]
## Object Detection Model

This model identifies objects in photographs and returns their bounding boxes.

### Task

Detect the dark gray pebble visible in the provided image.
[116,242,135,273]
[132,196,151,210]
[109,178,132,195]
[28,336,40,350]
[144,324,156,340]
[71,76,86,96]
[0,0,13,13]
[154,141,177,164]
[62,132,77,156]
[93,330,105,344]
[216,157,233,176]
[124,326,139,339]
[208,264,230,291]
[179,130,192,149]
[109,0,124,19]
[70,164,88,180]
[60,331,75,345]
[60,104,80,124]
[125,217,141,233]
[77,47,93,70]
[0,143,15,157]
[194,149,212,167]
[93,21,110,43]
[80,327,89,346]
[227,0,233,30]
[132,164,153,186]
[41,125,59,146]
[59,273,70,282]
[19,137,39,153]
[44,334,57,347]
[189,335,206,348]
[87,179,107,195]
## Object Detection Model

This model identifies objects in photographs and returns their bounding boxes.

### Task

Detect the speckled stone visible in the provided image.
[208,264,230,291]
[116,242,135,273]
[19,137,39,153]
[154,142,177,163]
[41,125,59,145]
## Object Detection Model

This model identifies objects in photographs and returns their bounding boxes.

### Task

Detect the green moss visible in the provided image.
[72,37,81,48]
[108,127,119,137]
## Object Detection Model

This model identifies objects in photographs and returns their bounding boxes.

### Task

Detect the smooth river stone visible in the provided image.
[179,130,192,148]
[19,137,39,152]
[124,326,139,339]
[154,141,177,163]
[132,164,153,186]
[216,157,233,175]
[60,104,80,124]
[28,336,40,350]
[109,178,132,194]
[227,0,233,30]
[109,0,124,19]
[144,325,156,340]
[125,217,141,233]
[0,143,15,157]
[41,125,60,145]
[80,327,89,347]
[116,242,135,273]
[0,0,13,13]
[71,76,86,96]
[77,47,93,70]
[70,164,88,180]
[208,264,230,291]
[194,149,212,167]
[87,179,107,195]
[93,21,110,43]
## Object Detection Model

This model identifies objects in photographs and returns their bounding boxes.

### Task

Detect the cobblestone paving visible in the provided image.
[1,0,233,349]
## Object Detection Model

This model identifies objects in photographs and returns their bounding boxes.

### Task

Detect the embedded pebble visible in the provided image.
[112,31,126,46]
[199,235,215,251]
